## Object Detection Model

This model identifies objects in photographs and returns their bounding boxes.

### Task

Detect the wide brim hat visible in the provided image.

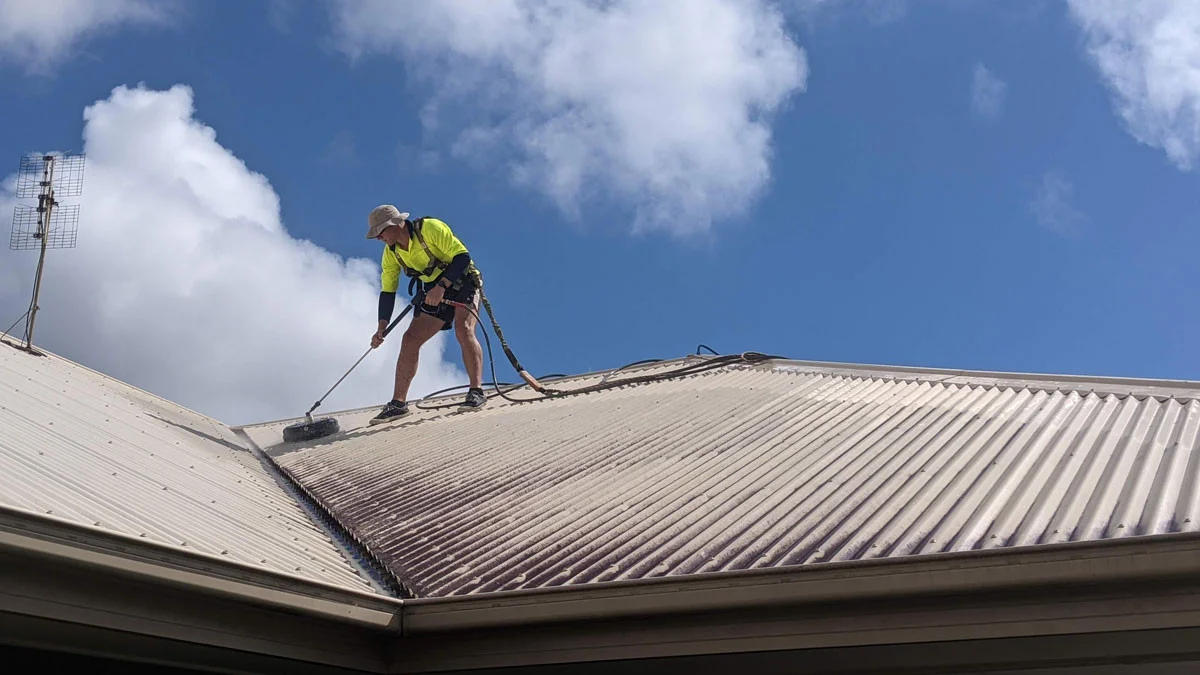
[367,204,409,239]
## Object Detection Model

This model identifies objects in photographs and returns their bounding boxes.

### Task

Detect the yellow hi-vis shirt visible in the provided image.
[380,217,470,292]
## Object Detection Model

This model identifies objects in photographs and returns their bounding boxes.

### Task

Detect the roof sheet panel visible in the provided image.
[0,343,376,593]
[241,357,1200,597]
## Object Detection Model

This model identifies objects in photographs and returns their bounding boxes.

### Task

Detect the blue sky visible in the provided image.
[1,0,1197,424]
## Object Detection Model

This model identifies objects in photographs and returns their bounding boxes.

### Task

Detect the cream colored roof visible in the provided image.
[0,342,378,594]
[239,355,1200,597]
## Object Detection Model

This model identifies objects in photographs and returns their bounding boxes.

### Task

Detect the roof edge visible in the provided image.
[7,503,1200,673]
[0,504,403,628]
[401,532,1200,633]
[236,352,1200,430]
[768,356,1200,396]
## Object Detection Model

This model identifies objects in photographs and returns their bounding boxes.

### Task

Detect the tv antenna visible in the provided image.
[4,152,85,354]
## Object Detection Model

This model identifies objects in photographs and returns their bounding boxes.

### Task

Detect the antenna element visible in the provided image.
[6,153,86,354]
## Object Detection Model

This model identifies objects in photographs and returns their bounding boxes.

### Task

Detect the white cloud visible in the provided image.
[1030,169,1087,237]
[0,0,175,73]
[0,84,464,425]
[1067,0,1200,170]
[971,63,1007,122]
[328,0,808,238]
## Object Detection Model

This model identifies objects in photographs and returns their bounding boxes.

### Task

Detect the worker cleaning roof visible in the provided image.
[276,202,782,444]
[365,204,486,425]
[281,201,562,443]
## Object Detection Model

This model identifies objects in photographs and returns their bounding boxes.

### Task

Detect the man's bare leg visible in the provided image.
[453,296,484,390]
[393,312,444,401]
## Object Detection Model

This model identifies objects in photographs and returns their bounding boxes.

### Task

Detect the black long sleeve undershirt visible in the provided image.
[441,252,471,285]
[378,291,396,322]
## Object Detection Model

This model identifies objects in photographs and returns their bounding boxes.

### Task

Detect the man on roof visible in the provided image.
[365,204,485,425]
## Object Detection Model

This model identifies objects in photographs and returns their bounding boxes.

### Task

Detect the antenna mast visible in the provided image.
[7,152,85,354]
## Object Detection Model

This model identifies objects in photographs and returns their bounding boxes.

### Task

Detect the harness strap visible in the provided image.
[390,217,450,284]
[409,218,447,278]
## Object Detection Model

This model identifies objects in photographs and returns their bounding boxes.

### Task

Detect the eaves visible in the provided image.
[4,506,1200,673]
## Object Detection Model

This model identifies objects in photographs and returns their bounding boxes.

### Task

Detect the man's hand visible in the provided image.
[424,284,446,308]
[371,319,387,349]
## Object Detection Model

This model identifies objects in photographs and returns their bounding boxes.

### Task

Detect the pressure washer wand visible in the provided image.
[304,302,416,420]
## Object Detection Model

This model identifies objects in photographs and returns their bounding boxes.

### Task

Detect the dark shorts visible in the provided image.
[414,274,478,331]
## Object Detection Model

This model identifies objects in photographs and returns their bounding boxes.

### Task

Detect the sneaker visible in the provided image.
[369,400,410,425]
[459,387,487,410]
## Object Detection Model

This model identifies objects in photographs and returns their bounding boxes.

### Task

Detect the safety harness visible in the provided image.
[390,217,482,297]
[391,217,444,278]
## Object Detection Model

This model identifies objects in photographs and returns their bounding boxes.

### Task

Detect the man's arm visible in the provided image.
[378,291,396,325]
[423,251,471,308]
[375,248,401,346]
[438,252,472,287]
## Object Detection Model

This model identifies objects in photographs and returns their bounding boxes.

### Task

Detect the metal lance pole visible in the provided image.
[24,155,56,351]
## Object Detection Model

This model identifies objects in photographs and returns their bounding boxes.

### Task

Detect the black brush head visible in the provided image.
[282,416,340,443]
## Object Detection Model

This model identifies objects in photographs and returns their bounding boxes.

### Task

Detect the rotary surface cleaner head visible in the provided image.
[282,413,340,443]
[281,303,417,444]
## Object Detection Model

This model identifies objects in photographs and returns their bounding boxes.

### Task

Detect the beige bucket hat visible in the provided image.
[366,204,409,239]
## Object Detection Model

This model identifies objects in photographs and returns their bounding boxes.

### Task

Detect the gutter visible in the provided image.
[401,531,1200,633]
[7,505,1200,672]
[0,505,403,632]
[8,501,1200,634]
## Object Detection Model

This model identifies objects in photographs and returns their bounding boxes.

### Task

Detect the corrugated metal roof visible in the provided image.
[0,342,378,594]
[239,356,1200,598]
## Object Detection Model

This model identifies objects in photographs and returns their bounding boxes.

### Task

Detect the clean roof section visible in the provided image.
[0,343,378,594]
[241,356,1200,598]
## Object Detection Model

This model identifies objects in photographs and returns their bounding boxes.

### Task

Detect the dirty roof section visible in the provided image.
[0,343,379,594]
[239,356,1200,598]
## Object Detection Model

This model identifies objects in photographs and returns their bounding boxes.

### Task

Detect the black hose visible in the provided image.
[597,358,664,385]
[413,302,538,410]
[413,299,784,410]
